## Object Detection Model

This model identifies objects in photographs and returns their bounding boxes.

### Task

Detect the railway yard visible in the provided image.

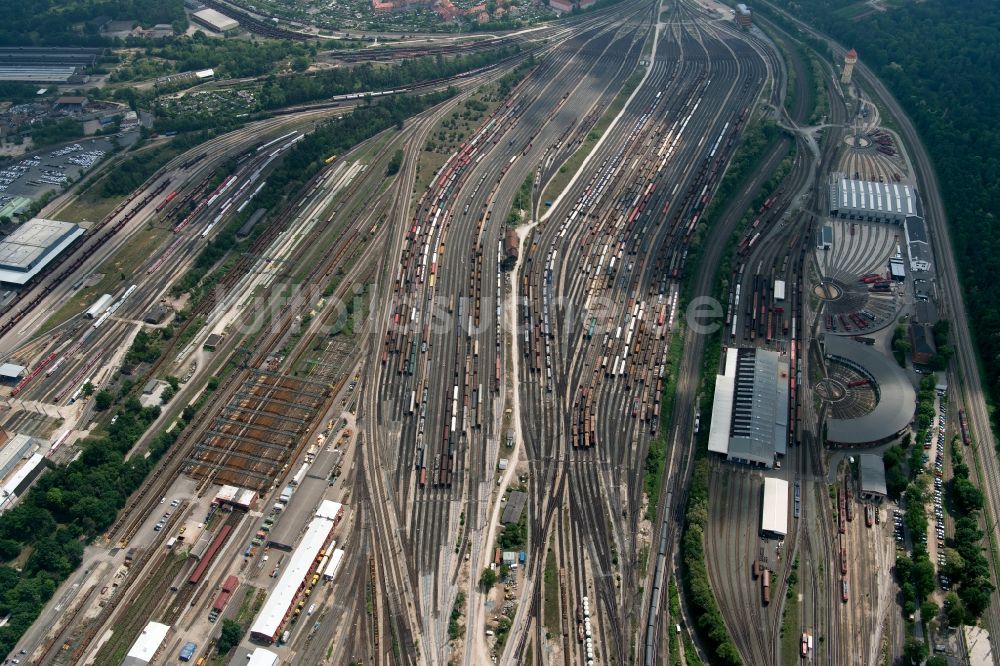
[0,0,995,665]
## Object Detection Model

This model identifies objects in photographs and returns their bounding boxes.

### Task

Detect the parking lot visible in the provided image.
[927,393,950,590]
[0,130,140,206]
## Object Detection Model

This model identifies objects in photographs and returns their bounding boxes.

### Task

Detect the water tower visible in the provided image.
[841,48,858,84]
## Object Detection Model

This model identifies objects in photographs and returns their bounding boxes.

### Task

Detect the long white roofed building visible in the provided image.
[829,174,920,225]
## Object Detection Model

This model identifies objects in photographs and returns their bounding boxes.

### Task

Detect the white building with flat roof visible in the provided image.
[250,501,342,643]
[0,218,84,285]
[192,8,239,32]
[829,175,919,224]
[123,621,171,666]
[762,477,789,538]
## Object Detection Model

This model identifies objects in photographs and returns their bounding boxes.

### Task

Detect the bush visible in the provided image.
[217,619,242,654]
[94,390,113,411]
[479,568,497,591]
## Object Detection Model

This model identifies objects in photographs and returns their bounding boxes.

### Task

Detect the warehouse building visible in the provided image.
[123,621,171,666]
[823,336,915,445]
[247,648,280,666]
[501,490,527,524]
[829,175,920,225]
[909,322,936,367]
[214,484,258,511]
[761,477,788,538]
[0,218,84,286]
[708,348,789,468]
[903,216,932,272]
[250,500,343,643]
[858,454,887,501]
[322,547,346,580]
[0,363,25,383]
[192,8,240,32]
[0,434,38,480]
[0,47,100,83]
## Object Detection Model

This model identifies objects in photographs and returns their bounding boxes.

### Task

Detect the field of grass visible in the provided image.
[780,558,801,666]
[57,194,123,226]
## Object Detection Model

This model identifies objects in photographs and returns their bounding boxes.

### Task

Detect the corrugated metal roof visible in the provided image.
[708,348,739,456]
[824,336,916,444]
[250,505,338,641]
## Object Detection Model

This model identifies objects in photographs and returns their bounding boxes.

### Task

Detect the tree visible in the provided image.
[944,592,965,626]
[902,637,927,663]
[0,539,20,561]
[217,619,242,654]
[386,149,403,176]
[291,56,309,72]
[926,657,948,666]
[479,568,497,591]
[94,391,113,411]
[82,382,94,397]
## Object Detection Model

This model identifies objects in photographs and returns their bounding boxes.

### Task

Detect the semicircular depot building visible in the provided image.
[822,335,916,445]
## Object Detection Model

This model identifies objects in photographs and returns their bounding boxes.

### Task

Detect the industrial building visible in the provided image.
[761,477,788,538]
[889,257,906,281]
[858,454,887,501]
[0,218,85,286]
[53,96,87,112]
[247,648,280,666]
[708,348,789,468]
[0,433,39,479]
[0,453,47,513]
[204,333,223,351]
[214,484,258,511]
[829,175,920,225]
[501,490,527,524]
[818,224,833,250]
[249,500,343,643]
[192,8,240,32]
[123,621,171,666]
[0,363,25,383]
[822,335,916,445]
[0,47,101,83]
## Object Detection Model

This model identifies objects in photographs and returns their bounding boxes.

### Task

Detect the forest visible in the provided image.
[0,0,186,46]
[770,0,1000,436]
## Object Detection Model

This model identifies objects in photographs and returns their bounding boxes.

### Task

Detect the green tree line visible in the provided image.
[258,46,520,109]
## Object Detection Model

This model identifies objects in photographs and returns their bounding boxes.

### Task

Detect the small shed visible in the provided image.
[203,333,223,351]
